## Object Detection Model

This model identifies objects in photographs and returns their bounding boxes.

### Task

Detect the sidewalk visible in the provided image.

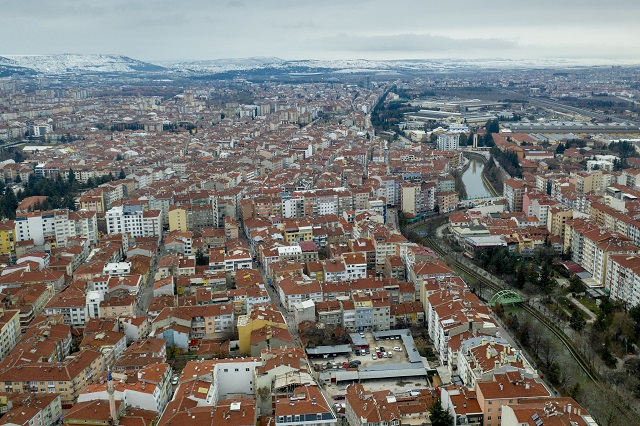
[567,294,597,323]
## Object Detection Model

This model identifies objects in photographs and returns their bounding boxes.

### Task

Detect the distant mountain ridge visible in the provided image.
[0,54,635,77]
[0,54,165,74]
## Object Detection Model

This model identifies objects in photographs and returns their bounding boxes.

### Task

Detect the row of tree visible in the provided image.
[0,169,123,220]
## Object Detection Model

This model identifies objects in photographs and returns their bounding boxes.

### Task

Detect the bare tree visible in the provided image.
[538,336,558,370]
[528,324,545,359]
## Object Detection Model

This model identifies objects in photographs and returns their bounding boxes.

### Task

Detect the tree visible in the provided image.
[119,168,126,180]
[68,168,76,183]
[429,398,453,426]
[1,186,18,220]
[514,264,526,290]
[538,261,554,293]
[569,309,586,331]
[195,248,209,266]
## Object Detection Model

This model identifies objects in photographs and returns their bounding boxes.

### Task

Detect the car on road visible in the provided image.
[171,375,179,385]
[393,346,402,351]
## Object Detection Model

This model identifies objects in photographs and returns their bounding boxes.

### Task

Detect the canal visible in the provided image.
[461,157,493,199]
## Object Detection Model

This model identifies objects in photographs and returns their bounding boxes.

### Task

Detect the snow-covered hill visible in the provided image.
[0,54,165,74]
[0,54,631,77]
[164,57,614,75]
[164,56,287,73]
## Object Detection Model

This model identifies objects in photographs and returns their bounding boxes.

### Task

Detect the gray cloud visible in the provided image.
[0,0,638,62]
[314,33,519,53]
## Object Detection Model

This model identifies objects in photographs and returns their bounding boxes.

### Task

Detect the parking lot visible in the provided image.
[353,335,409,367]
[313,331,433,402]
[310,332,410,372]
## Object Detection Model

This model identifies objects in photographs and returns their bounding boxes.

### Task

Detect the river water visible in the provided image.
[461,157,493,199]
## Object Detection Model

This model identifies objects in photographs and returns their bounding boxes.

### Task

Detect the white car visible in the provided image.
[393,346,402,352]
[372,353,377,360]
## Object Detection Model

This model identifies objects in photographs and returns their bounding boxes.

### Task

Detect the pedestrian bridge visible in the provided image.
[488,290,524,307]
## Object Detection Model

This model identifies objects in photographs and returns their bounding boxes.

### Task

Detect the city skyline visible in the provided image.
[2,0,640,63]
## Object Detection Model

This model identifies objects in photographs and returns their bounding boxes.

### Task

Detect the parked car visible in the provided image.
[372,353,377,360]
[387,351,393,358]
[364,348,370,354]
[171,375,179,385]
[355,349,361,356]
[359,332,365,337]
[393,346,402,352]
[377,352,383,358]
[380,347,385,353]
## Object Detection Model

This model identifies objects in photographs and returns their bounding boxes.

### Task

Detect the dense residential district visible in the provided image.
[1,63,640,426]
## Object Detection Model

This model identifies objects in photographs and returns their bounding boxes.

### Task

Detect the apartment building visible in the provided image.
[0,349,105,408]
[0,308,21,360]
[275,385,336,426]
[606,254,640,307]
[437,132,460,151]
[0,220,16,254]
[475,372,550,426]
[503,178,527,213]
[106,205,162,238]
[78,363,173,413]
[0,393,63,426]
[44,285,88,328]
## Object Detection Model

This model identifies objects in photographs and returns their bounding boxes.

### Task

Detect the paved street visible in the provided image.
[136,243,162,315]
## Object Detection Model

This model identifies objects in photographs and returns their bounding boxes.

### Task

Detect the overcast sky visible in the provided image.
[2,0,639,63]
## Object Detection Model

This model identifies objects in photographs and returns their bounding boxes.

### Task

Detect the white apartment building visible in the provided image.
[606,254,640,308]
[0,308,21,359]
[103,262,132,276]
[78,363,173,413]
[282,196,304,218]
[15,211,56,246]
[437,132,460,151]
[106,205,162,238]
[15,209,98,247]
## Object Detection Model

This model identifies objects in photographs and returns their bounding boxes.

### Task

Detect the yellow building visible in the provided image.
[78,191,105,214]
[237,304,287,355]
[283,225,313,244]
[546,207,573,237]
[168,205,188,232]
[0,220,15,255]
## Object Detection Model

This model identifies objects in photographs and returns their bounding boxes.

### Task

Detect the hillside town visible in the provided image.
[1,65,639,426]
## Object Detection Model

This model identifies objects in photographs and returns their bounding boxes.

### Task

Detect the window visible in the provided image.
[487,416,491,421]
[246,368,250,372]
[235,368,239,372]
